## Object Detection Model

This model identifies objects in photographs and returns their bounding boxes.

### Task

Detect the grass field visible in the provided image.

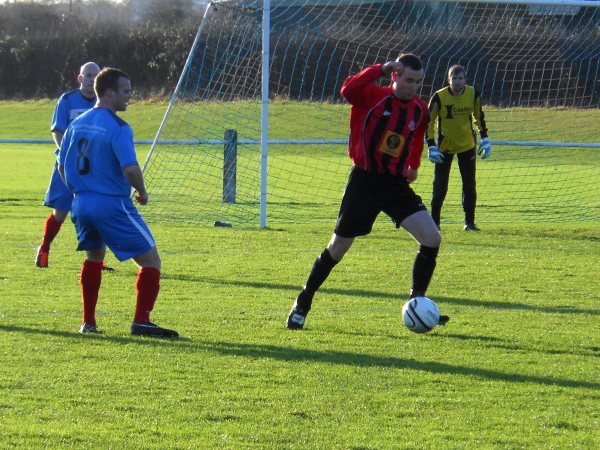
[140,99,600,225]
[0,101,599,448]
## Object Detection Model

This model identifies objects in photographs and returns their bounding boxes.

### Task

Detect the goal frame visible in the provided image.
[142,0,600,227]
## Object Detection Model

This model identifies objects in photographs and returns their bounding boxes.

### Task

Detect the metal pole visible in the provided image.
[140,2,213,175]
[223,129,237,203]
[260,0,270,228]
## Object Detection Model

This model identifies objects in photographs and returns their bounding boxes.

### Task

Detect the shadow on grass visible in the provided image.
[0,323,192,344]
[431,332,600,360]
[1,323,598,391]
[197,340,600,390]
[162,274,599,316]
[330,329,600,360]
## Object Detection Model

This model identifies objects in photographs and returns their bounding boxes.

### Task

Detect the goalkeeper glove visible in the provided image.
[478,137,492,160]
[428,146,444,164]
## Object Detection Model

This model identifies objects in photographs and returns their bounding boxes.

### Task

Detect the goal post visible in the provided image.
[141,0,600,227]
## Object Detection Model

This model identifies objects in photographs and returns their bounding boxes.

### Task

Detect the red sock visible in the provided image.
[40,214,62,252]
[81,260,103,325]
[134,267,160,323]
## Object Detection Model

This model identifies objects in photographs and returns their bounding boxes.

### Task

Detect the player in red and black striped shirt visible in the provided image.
[287,54,449,330]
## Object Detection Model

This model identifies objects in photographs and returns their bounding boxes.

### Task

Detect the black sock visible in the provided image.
[296,249,339,310]
[411,245,439,297]
[465,210,475,225]
[431,208,441,226]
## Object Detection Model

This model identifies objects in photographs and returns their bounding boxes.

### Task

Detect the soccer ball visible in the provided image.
[402,296,440,333]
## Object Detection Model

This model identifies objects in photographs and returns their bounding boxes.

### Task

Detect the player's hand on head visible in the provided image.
[477,137,492,160]
[428,145,444,164]
[382,60,405,76]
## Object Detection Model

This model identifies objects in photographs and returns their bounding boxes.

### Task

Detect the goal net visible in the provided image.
[141,0,600,227]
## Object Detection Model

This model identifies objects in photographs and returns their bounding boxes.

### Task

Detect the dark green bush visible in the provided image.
[0,1,203,99]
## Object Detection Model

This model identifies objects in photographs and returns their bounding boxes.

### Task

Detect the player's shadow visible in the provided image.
[327,328,600,360]
[196,339,600,390]
[162,273,599,316]
[0,323,193,345]
[431,332,600,359]
[425,295,598,316]
[1,323,598,390]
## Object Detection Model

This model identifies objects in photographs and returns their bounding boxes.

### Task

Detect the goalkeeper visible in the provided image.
[426,64,491,231]
[287,54,449,330]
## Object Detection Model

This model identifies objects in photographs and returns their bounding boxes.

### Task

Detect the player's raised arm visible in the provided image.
[340,64,386,105]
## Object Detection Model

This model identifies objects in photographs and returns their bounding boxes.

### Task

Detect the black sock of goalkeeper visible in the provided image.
[411,245,439,297]
[299,249,338,309]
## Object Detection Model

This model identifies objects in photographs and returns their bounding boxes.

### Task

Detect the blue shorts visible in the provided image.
[71,193,156,261]
[44,160,74,212]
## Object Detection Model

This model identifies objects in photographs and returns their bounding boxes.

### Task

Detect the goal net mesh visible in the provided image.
[141,0,600,226]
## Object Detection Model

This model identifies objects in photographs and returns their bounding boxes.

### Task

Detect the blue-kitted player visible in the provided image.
[58,67,178,338]
[36,62,115,270]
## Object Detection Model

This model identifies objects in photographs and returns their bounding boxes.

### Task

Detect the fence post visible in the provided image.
[223,129,237,203]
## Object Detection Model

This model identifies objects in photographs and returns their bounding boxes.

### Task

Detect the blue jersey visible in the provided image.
[59,108,138,196]
[51,89,96,134]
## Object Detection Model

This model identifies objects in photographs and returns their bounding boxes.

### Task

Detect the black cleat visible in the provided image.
[287,304,309,330]
[131,322,179,338]
[438,315,450,326]
[287,287,314,330]
[464,223,481,231]
[79,322,101,334]
[102,265,115,272]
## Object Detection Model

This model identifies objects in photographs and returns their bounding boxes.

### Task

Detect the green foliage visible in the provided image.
[0,1,203,99]
[0,102,599,448]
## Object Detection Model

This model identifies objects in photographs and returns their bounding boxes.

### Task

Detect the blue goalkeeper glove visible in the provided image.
[478,137,492,160]
[428,145,444,164]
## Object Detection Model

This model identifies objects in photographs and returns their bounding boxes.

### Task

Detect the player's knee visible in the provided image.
[53,209,68,223]
[134,247,161,270]
[149,252,162,271]
[423,229,442,248]
[327,247,346,262]
[433,230,442,247]
[327,236,353,261]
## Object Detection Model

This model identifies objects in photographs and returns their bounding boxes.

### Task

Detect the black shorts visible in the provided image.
[334,166,427,238]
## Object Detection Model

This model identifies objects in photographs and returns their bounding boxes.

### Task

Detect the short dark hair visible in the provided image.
[448,64,466,80]
[94,68,130,97]
[396,53,423,71]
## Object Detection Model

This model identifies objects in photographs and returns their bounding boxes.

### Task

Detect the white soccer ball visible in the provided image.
[402,296,440,333]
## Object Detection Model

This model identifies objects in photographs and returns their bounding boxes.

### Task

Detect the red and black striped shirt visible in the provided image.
[340,64,428,177]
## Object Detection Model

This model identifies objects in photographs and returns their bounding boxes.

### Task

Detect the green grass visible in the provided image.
[5,100,598,144]
[0,99,167,140]
[99,99,598,226]
[0,102,599,448]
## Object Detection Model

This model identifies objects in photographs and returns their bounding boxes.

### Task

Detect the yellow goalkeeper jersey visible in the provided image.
[426,85,488,153]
